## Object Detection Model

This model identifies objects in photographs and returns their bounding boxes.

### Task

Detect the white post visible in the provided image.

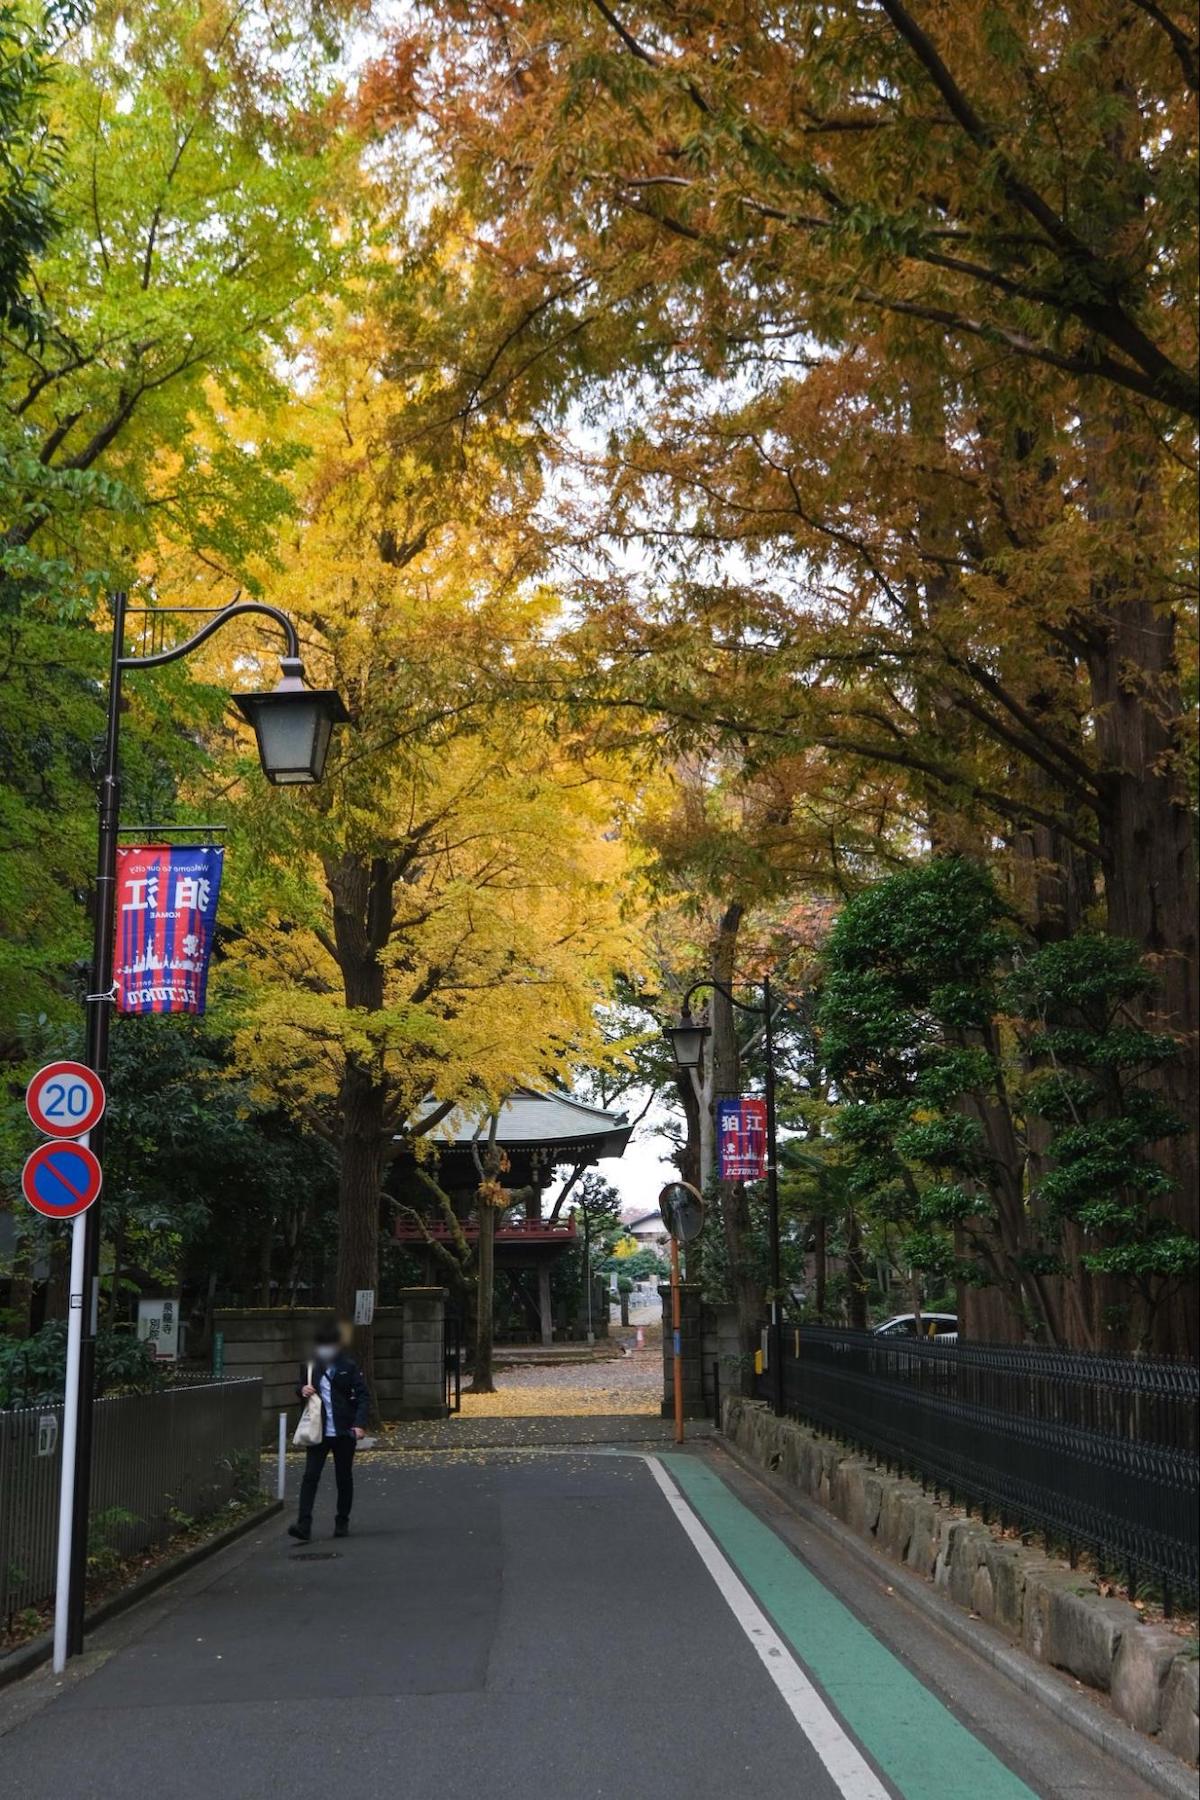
[585,1252,594,1348]
[52,1211,88,1674]
[277,1411,287,1502]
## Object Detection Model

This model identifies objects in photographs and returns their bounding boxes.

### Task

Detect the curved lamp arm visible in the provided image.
[120,601,300,671]
[678,977,765,1021]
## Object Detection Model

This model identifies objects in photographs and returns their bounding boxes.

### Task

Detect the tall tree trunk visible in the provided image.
[707,902,760,1392]
[7,1229,33,1337]
[676,1070,702,1192]
[327,852,397,1421]
[1090,602,1198,1344]
[1008,689,1100,1351]
[109,1203,126,1323]
[1084,413,1199,1359]
[813,1213,826,1320]
[471,1202,496,1392]
[335,1052,385,1415]
[844,1211,869,1329]
[257,1217,274,1308]
[43,1235,69,1320]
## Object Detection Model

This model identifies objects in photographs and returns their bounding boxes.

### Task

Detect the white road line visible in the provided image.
[645,1456,891,1800]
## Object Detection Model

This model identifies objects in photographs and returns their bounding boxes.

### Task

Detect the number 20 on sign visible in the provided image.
[25,1061,106,1138]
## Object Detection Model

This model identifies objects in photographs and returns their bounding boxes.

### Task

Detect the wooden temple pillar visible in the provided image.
[537,1260,554,1346]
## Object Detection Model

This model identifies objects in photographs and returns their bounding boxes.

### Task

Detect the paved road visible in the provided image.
[0,1446,1160,1800]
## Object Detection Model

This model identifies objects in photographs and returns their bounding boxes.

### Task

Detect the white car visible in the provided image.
[873,1312,958,1343]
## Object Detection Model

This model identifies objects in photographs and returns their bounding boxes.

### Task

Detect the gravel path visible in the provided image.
[450,1339,662,1417]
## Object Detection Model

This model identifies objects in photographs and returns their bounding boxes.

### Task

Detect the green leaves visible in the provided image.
[0,0,83,338]
[808,855,1195,1338]
[1005,935,1155,1017]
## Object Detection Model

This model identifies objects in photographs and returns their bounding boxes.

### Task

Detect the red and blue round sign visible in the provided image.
[21,1140,103,1219]
[25,1060,106,1139]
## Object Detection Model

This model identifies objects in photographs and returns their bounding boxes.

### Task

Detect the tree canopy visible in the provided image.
[1,0,1195,1366]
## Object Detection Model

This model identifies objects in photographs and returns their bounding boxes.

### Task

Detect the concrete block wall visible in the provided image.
[723,1397,1200,1769]
[659,1292,742,1419]
[214,1290,448,1438]
[701,1303,743,1394]
[658,1283,709,1419]
[399,1289,446,1416]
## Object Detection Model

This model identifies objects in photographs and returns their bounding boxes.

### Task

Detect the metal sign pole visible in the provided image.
[52,1207,88,1673]
[671,1235,684,1445]
[762,974,784,1418]
[68,591,126,1656]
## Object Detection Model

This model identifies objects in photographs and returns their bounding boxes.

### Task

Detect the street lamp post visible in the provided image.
[63,590,348,1662]
[665,976,785,1418]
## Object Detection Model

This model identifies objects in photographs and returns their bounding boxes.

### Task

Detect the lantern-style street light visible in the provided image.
[666,976,784,1418]
[59,591,348,1666]
[664,1008,710,1071]
[233,656,349,784]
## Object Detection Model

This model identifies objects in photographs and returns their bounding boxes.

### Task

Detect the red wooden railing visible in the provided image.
[393,1214,577,1243]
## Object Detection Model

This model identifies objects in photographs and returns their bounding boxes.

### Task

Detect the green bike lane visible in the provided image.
[658,1453,1033,1800]
[652,1445,1163,1800]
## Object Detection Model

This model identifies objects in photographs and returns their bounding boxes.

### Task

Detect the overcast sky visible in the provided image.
[593,1092,679,1219]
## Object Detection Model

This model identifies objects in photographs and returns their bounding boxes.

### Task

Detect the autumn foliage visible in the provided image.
[1,0,1195,1360]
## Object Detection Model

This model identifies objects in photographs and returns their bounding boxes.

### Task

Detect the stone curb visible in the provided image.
[717,1433,1196,1800]
[721,1398,1198,1785]
[0,1497,283,1695]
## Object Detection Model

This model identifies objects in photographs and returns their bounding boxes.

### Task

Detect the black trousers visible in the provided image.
[297,1436,356,1527]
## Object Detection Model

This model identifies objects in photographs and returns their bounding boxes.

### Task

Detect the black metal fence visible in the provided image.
[0,1378,262,1628]
[443,1313,462,1414]
[758,1328,1199,1610]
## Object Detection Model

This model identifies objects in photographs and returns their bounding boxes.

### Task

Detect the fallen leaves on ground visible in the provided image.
[454,1346,661,1417]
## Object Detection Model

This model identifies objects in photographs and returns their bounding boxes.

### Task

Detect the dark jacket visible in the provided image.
[296,1354,369,1435]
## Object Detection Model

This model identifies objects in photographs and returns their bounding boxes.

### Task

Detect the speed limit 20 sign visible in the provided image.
[25,1060,106,1139]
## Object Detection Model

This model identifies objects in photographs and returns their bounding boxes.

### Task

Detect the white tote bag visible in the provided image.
[293,1361,324,1447]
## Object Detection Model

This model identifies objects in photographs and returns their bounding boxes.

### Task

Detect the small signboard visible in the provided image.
[37,1413,59,1458]
[137,1296,180,1361]
[25,1061,106,1139]
[354,1289,376,1327]
[717,1097,768,1182]
[21,1141,103,1219]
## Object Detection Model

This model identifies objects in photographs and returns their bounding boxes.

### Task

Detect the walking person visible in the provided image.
[288,1319,369,1542]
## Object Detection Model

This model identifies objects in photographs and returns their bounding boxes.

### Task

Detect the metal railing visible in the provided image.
[443,1314,462,1414]
[0,1378,262,1627]
[758,1329,1199,1611]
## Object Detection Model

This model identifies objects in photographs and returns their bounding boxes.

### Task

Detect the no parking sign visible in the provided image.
[21,1140,103,1219]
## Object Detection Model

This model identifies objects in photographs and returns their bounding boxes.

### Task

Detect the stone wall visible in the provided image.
[213,1291,448,1439]
[723,1397,1199,1769]
[659,1290,743,1419]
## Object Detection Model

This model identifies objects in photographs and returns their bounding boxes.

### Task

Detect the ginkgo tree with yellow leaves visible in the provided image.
[208,316,643,1398]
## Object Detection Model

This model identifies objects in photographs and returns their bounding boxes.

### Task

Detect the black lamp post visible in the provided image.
[66,590,348,1655]
[666,975,785,1418]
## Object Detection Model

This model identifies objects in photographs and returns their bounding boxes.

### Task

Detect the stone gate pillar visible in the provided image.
[659,1282,707,1419]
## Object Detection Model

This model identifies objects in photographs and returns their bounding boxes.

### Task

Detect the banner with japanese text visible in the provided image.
[114,844,224,1014]
[717,1097,768,1182]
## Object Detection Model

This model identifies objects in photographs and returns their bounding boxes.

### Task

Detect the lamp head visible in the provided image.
[232,656,350,785]
[666,1008,709,1071]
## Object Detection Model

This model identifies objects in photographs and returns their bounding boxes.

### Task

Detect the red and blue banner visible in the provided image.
[114,844,224,1015]
[718,1097,768,1182]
